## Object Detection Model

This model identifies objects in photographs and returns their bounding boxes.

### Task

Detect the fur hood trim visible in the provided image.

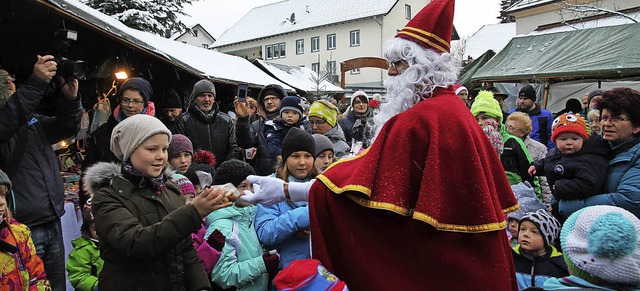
[83,162,179,196]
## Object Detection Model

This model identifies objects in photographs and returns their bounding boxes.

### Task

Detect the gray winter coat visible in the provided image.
[0,76,82,227]
[323,125,350,158]
[85,163,210,291]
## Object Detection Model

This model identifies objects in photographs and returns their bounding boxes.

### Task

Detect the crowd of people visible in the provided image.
[1,0,640,290]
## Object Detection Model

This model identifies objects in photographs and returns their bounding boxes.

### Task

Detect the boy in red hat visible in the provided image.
[242,0,520,289]
[528,113,609,220]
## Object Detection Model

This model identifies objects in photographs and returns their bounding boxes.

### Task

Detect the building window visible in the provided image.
[311,37,320,52]
[350,30,360,47]
[265,42,286,59]
[351,68,360,74]
[312,62,320,73]
[327,61,336,75]
[296,39,304,54]
[192,29,199,37]
[405,4,412,20]
[266,45,274,59]
[327,34,336,50]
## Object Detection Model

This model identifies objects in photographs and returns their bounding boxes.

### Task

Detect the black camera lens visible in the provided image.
[54,57,88,80]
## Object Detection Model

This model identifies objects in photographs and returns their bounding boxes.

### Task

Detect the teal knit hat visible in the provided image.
[561,205,640,285]
[470,91,503,123]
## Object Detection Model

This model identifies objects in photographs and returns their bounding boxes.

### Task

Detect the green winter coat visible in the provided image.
[500,124,542,198]
[66,236,104,291]
[205,205,269,291]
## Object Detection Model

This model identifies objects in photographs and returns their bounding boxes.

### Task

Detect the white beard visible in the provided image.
[371,73,423,141]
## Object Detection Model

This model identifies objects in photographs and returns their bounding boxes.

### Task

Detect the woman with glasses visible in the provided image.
[560,87,640,218]
[308,100,350,158]
[84,77,157,167]
[338,91,375,149]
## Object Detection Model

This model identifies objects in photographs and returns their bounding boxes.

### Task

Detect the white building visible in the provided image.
[212,0,429,92]
[507,0,640,35]
[174,24,216,49]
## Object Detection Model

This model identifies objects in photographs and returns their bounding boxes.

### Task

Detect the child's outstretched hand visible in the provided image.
[527,165,536,176]
[193,186,232,218]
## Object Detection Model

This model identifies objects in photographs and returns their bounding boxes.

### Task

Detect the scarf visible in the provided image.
[352,109,375,148]
[610,136,640,158]
[121,162,166,196]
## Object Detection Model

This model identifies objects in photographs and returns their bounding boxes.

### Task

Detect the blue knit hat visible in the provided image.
[120,77,153,106]
[280,96,304,117]
[561,205,640,285]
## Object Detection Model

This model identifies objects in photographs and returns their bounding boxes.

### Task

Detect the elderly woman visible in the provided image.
[506,112,552,210]
[339,91,375,149]
[561,87,640,217]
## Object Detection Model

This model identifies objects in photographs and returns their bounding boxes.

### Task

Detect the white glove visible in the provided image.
[241,175,286,205]
[288,180,314,202]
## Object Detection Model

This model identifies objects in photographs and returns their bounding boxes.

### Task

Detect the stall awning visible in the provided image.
[40,0,293,89]
[471,23,640,82]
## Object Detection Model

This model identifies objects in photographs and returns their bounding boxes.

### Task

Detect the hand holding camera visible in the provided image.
[33,55,57,83]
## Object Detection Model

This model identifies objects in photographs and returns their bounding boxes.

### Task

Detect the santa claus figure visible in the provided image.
[242,0,519,289]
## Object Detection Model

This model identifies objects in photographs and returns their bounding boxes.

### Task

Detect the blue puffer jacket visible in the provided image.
[510,106,554,150]
[559,138,640,218]
[254,175,311,268]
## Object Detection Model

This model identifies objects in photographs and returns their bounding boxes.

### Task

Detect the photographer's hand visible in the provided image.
[33,55,56,83]
[58,77,79,101]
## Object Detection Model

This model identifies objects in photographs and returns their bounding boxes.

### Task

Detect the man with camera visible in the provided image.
[0,55,82,290]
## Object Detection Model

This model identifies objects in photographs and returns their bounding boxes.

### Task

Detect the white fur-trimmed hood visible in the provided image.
[83,162,181,197]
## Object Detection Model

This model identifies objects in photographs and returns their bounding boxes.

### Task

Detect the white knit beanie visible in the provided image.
[561,205,640,285]
[110,114,172,161]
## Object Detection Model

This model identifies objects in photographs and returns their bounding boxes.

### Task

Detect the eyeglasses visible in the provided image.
[309,120,327,126]
[121,99,144,106]
[263,96,279,103]
[597,115,630,123]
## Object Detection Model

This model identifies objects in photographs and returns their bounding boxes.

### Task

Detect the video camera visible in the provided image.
[52,29,88,81]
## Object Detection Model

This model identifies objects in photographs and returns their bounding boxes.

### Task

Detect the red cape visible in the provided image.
[309,88,519,290]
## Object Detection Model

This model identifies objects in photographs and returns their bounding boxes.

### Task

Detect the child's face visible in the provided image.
[508,218,519,238]
[518,220,546,256]
[89,222,99,240]
[235,179,253,207]
[281,110,301,125]
[475,113,499,126]
[183,193,195,205]
[315,150,334,172]
[170,152,192,174]
[130,134,170,178]
[286,151,315,179]
[556,132,584,154]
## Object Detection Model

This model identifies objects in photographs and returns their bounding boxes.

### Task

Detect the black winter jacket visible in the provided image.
[533,135,610,200]
[176,105,241,163]
[83,115,119,168]
[87,163,210,291]
[0,76,82,227]
[236,116,276,176]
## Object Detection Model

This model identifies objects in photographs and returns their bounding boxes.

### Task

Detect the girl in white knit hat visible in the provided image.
[84,114,232,290]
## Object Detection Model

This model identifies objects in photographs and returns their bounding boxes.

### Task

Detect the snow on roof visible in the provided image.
[171,23,215,42]
[213,0,398,47]
[506,0,556,13]
[464,23,516,59]
[530,11,640,35]
[47,0,292,89]
[255,59,343,93]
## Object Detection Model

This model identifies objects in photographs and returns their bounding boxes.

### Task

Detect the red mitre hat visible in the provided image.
[395,0,455,53]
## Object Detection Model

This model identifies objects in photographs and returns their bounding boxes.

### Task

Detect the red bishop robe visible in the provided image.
[309,87,519,291]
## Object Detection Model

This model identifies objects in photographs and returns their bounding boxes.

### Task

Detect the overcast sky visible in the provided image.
[181,0,503,39]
